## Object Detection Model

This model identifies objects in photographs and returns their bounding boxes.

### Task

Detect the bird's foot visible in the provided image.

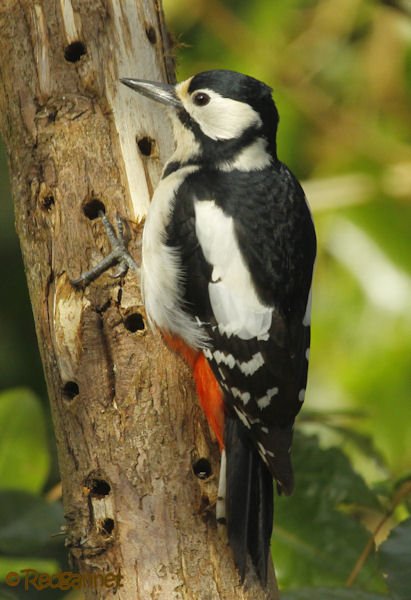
[71,211,139,288]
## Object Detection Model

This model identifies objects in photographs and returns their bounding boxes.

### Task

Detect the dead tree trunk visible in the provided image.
[0,1,279,598]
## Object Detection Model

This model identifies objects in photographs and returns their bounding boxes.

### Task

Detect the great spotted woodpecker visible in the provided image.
[76,69,316,584]
[120,69,316,583]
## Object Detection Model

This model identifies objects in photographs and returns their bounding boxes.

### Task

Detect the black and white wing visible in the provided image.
[166,163,316,494]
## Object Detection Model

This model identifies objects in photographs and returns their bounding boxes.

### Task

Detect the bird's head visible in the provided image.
[121,69,279,167]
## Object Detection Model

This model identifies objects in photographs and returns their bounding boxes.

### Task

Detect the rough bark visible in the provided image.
[0,1,279,598]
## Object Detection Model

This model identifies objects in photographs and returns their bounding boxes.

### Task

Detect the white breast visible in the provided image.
[194,200,273,340]
[142,165,208,348]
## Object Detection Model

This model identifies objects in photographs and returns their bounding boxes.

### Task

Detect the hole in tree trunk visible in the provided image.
[100,518,115,536]
[41,195,55,211]
[83,199,106,220]
[88,478,111,498]
[124,313,145,332]
[62,381,79,400]
[192,458,212,480]
[137,136,155,157]
[64,41,87,63]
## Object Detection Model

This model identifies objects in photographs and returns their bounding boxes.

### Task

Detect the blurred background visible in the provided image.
[0,0,410,597]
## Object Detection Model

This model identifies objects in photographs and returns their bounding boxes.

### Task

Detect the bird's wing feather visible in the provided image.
[166,164,316,491]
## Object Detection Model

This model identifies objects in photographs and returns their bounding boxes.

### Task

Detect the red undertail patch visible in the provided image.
[193,354,225,450]
[162,333,225,450]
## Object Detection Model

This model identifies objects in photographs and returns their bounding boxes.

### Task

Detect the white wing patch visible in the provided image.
[142,165,209,348]
[194,200,273,341]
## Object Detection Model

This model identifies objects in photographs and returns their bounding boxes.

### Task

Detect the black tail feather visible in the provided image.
[225,415,274,584]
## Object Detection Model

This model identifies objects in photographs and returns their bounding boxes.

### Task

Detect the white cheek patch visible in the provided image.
[194,200,273,341]
[182,88,262,141]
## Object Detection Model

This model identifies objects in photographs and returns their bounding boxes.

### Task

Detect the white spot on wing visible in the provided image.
[231,387,251,405]
[238,352,265,376]
[305,348,310,361]
[248,415,262,425]
[234,406,251,429]
[203,348,213,360]
[257,445,269,466]
[213,350,236,369]
[298,389,306,402]
[257,441,267,456]
[257,387,279,409]
[194,200,273,341]
[218,368,226,380]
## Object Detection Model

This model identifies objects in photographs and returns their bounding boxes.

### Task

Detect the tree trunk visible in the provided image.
[0,1,279,598]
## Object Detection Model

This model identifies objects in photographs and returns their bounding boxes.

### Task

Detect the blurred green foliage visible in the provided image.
[1,0,411,596]
[0,390,67,600]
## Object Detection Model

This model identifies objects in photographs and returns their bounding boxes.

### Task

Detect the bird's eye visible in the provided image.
[193,92,210,106]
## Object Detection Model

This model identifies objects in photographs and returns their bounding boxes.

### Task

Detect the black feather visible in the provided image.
[225,415,274,583]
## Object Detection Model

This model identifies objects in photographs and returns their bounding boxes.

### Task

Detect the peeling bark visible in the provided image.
[0,1,279,598]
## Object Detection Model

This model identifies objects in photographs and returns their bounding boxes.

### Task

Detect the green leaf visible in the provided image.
[282,588,388,600]
[0,388,50,493]
[0,491,63,555]
[272,432,385,590]
[378,517,411,600]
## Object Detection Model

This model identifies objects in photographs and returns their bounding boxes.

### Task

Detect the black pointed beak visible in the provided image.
[120,78,182,109]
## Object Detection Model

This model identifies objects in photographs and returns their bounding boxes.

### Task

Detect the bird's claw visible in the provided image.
[71,211,139,289]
